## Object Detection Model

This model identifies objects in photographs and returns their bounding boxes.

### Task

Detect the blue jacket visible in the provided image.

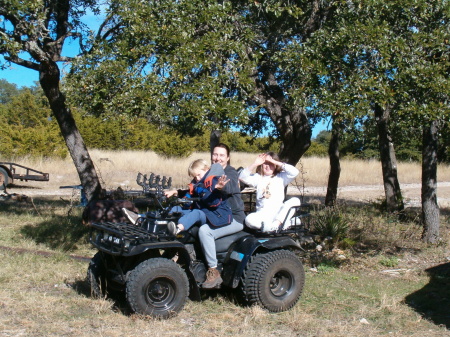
[188,164,233,227]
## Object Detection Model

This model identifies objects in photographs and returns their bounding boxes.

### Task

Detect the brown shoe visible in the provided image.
[202,268,223,289]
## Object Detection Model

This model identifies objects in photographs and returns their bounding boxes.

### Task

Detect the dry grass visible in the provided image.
[1,151,450,336]
[9,150,450,190]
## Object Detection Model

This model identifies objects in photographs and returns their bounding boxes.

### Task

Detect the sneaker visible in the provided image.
[167,221,178,236]
[202,268,223,289]
[122,208,138,225]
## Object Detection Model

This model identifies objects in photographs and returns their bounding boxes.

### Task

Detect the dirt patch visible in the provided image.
[4,181,450,210]
[289,182,450,209]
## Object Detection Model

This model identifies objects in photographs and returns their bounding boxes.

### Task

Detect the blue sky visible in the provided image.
[0,59,40,87]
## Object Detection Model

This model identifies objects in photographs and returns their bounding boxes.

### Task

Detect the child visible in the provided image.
[239,152,300,232]
[165,159,232,235]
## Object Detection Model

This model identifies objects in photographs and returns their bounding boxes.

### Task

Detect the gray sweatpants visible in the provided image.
[198,219,244,268]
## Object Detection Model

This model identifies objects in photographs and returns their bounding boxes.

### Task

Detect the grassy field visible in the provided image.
[9,150,450,190]
[1,152,449,336]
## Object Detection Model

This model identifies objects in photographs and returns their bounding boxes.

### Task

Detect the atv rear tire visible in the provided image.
[87,252,107,298]
[241,250,305,312]
[126,258,189,319]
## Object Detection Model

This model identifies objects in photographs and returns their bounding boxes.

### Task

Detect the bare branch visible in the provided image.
[4,55,40,71]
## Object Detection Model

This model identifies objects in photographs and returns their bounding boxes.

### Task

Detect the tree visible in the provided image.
[0,0,103,200]
[65,0,344,164]
[324,117,343,207]
[0,79,21,104]
[374,103,404,212]
[300,0,448,219]
[421,120,440,243]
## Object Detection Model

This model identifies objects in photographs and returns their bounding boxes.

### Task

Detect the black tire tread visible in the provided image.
[86,252,106,298]
[126,258,189,319]
[241,250,305,312]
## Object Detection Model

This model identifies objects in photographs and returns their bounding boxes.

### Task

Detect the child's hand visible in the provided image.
[164,189,178,198]
[215,175,230,190]
[254,153,267,166]
[264,154,282,167]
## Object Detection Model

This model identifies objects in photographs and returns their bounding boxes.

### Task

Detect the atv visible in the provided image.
[87,172,310,319]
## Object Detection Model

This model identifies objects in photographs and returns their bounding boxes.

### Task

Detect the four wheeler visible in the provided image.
[87,172,310,319]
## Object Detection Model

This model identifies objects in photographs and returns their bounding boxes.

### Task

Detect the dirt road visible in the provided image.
[4,181,450,209]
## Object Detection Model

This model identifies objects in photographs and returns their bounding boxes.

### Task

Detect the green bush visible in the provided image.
[0,91,67,158]
[379,255,399,268]
[313,207,350,242]
[304,141,328,157]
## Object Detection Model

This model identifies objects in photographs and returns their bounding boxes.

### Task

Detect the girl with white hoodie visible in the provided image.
[239,152,300,232]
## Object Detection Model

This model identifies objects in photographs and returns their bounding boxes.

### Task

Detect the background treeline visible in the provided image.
[0,80,279,158]
[0,79,448,162]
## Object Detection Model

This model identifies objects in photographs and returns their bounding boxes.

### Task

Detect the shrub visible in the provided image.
[379,255,399,268]
[312,207,349,242]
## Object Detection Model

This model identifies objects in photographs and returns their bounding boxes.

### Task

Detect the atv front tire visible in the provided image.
[87,252,107,298]
[126,258,189,319]
[241,250,305,312]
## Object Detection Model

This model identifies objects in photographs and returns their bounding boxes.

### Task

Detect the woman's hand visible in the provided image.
[215,175,230,190]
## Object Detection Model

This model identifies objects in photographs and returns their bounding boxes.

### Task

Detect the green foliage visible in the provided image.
[0,83,281,158]
[0,91,67,158]
[0,79,21,104]
[316,260,339,275]
[378,255,399,268]
[315,130,332,146]
[313,207,350,242]
[304,141,328,157]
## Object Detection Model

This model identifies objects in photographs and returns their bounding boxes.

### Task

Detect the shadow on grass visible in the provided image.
[71,278,132,316]
[20,216,89,251]
[0,197,89,251]
[405,262,450,329]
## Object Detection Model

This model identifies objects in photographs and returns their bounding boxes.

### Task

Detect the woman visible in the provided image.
[239,152,300,232]
[196,143,245,288]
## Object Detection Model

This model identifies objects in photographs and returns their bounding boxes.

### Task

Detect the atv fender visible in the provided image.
[221,235,303,288]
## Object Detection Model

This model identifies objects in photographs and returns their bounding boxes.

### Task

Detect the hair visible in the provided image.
[213,143,231,164]
[188,159,210,177]
[256,151,283,177]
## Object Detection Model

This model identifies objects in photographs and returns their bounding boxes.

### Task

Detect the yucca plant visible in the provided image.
[312,207,349,243]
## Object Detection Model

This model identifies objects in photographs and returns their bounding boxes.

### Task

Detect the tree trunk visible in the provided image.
[252,72,311,164]
[39,60,102,201]
[421,120,440,243]
[210,129,222,155]
[374,103,404,212]
[325,119,342,206]
[277,107,312,165]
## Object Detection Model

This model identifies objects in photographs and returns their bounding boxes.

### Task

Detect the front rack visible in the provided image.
[89,221,168,255]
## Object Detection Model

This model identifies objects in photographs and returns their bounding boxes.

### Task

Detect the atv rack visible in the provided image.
[89,221,172,255]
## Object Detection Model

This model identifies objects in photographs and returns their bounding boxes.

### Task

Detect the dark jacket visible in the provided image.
[188,164,233,227]
[222,165,246,224]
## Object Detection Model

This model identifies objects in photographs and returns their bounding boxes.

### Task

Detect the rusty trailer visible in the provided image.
[0,162,49,190]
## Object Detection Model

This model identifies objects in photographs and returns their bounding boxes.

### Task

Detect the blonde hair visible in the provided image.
[188,159,210,177]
